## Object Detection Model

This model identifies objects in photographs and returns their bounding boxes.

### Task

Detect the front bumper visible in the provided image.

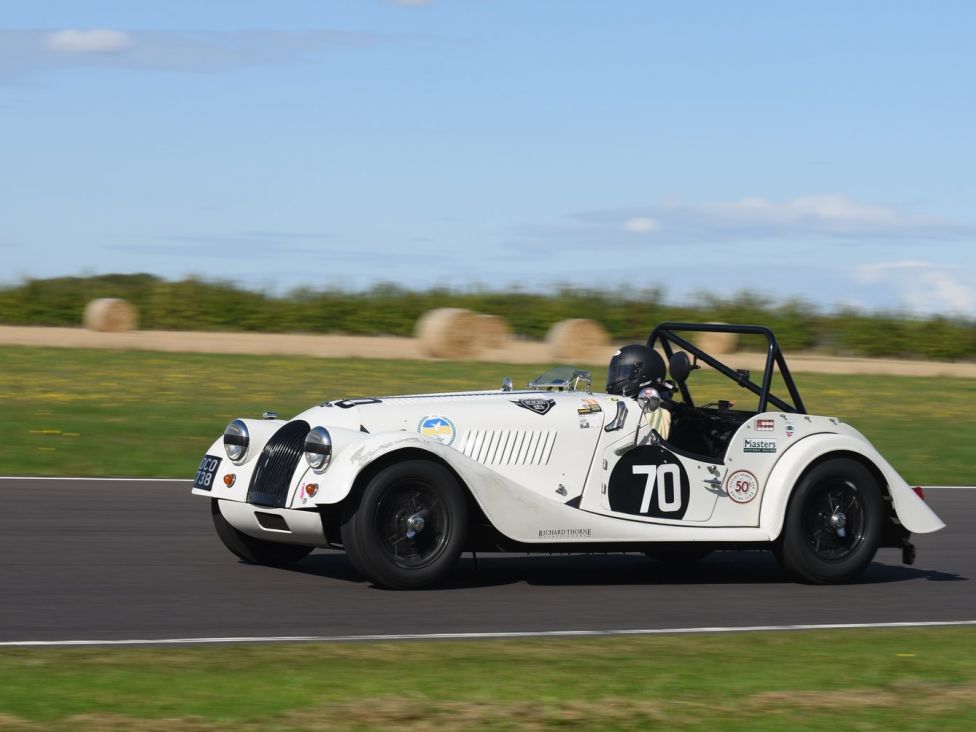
[217,499,330,547]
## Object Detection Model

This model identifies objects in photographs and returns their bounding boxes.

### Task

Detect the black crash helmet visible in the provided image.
[606,344,665,397]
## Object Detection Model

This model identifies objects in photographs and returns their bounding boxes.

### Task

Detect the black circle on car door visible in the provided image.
[608,445,690,519]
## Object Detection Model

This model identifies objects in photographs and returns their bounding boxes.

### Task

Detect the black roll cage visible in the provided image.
[647,322,806,414]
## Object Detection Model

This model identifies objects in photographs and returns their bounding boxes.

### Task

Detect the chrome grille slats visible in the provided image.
[247,420,310,508]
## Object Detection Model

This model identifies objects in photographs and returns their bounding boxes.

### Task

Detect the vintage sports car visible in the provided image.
[192,322,944,589]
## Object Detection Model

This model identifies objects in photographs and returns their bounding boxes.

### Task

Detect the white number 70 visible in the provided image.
[633,464,682,513]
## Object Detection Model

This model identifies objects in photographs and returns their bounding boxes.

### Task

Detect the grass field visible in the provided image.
[0,629,974,730]
[0,345,972,482]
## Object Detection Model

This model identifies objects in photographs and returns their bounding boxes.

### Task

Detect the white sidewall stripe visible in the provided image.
[3,620,976,648]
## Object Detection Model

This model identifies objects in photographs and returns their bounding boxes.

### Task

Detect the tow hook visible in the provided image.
[901,539,917,566]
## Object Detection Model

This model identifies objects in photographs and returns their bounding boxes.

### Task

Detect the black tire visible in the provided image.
[341,460,468,589]
[778,458,884,584]
[643,548,712,565]
[211,499,313,566]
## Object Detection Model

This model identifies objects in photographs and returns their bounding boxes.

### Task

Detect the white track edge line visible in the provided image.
[4,620,976,647]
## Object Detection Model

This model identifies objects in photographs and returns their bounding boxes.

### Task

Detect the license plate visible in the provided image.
[193,455,222,491]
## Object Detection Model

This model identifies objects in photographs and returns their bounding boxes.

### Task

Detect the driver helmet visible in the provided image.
[606,344,665,397]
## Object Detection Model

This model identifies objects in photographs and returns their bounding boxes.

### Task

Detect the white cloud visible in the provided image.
[855,261,975,315]
[45,29,132,54]
[707,195,906,226]
[659,194,952,238]
[522,194,971,252]
[855,260,942,284]
[623,216,660,234]
[0,29,388,79]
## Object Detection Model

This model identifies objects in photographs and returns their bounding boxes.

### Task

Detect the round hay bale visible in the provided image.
[83,298,138,332]
[546,318,610,360]
[694,324,738,355]
[414,308,480,358]
[473,314,511,350]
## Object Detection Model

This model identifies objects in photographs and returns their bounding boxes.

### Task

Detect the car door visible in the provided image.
[580,432,725,524]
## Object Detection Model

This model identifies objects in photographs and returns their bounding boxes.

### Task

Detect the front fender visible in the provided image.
[304,431,465,507]
[759,433,945,540]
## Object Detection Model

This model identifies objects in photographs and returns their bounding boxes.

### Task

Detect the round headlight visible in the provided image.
[223,419,249,462]
[304,426,332,471]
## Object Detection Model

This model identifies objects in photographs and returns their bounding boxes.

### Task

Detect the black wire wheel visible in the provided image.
[341,460,468,589]
[210,499,313,566]
[778,458,885,584]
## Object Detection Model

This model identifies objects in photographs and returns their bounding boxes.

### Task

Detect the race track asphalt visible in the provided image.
[1,479,972,643]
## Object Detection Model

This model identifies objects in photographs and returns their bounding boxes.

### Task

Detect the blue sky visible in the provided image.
[1,1,974,315]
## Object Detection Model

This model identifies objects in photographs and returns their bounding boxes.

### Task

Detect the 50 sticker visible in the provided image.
[608,446,689,519]
[726,470,759,503]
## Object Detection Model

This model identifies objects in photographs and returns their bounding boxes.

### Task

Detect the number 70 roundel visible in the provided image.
[607,446,690,519]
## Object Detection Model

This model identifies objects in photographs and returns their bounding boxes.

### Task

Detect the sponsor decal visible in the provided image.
[607,445,690,520]
[578,416,591,429]
[538,528,593,538]
[577,398,603,415]
[513,398,556,416]
[726,470,759,503]
[785,420,795,438]
[743,438,777,454]
[298,484,308,505]
[417,415,457,445]
[754,418,775,432]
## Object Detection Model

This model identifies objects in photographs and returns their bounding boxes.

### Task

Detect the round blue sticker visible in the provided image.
[417,415,457,446]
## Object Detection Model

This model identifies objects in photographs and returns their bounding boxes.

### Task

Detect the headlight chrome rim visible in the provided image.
[223,419,250,463]
[304,426,333,472]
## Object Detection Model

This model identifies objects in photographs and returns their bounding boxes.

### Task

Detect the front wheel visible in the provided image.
[778,458,884,584]
[341,460,468,589]
[211,499,313,566]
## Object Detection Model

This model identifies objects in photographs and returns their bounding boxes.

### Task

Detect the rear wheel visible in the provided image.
[211,499,313,566]
[778,459,884,583]
[341,460,468,589]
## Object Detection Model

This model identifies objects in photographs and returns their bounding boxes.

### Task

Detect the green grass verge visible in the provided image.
[0,629,974,730]
[0,345,973,483]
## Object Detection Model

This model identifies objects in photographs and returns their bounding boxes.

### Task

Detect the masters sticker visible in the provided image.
[418,415,457,446]
[726,470,759,503]
[743,438,777,454]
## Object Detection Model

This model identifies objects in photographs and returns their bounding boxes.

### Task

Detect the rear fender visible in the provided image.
[759,433,945,540]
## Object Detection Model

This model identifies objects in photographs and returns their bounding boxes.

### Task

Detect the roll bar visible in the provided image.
[647,322,806,414]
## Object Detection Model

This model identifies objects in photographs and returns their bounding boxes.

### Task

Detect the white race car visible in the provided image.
[192,322,944,588]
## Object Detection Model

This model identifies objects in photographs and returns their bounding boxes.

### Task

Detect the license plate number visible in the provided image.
[193,455,222,491]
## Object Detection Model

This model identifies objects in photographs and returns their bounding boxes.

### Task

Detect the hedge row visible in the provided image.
[1,274,974,360]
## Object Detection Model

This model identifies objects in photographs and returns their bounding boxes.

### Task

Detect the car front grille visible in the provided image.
[247,420,310,508]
